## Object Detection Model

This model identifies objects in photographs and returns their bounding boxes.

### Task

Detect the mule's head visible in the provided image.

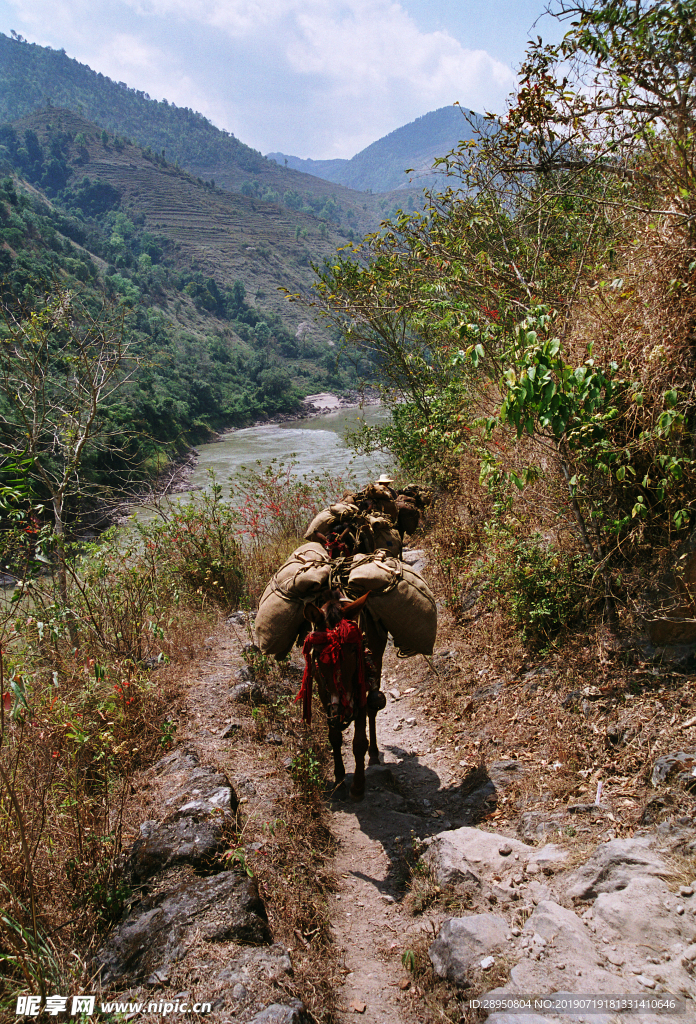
[303,590,370,728]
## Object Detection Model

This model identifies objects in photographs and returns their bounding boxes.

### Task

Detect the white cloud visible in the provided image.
[0,0,516,156]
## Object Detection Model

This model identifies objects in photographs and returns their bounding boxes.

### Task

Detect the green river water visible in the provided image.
[187,402,390,492]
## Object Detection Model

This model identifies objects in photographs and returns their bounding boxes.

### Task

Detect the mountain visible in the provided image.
[0,32,422,233]
[1,105,386,483]
[267,105,482,193]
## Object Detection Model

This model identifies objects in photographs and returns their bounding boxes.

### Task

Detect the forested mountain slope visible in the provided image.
[0,32,422,231]
[6,108,345,338]
[0,109,376,490]
[267,105,481,192]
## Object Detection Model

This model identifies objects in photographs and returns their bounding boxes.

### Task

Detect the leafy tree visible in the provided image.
[0,290,135,625]
[313,0,696,628]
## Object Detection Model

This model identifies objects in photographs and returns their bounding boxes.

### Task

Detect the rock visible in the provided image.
[94,870,272,985]
[424,826,566,889]
[162,764,238,817]
[640,795,675,825]
[403,549,427,572]
[566,838,671,901]
[636,975,656,989]
[480,956,495,969]
[646,618,696,645]
[429,913,508,986]
[461,587,483,613]
[518,810,567,840]
[593,877,696,946]
[232,983,248,1001]
[389,688,401,699]
[221,720,242,737]
[523,901,598,964]
[125,812,226,882]
[155,748,200,776]
[249,1001,307,1024]
[231,681,266,703]
[227,610,255,625]
[499,843,513,857]
[652,751,696,788]
[681,886,694,897]
[265,732,284,745]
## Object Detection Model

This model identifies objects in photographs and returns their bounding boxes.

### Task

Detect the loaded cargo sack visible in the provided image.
[337,552,437,656]
[255,542,331,658]
[303,501,358,541]
[363,515,402,558]
[395,497,420,538]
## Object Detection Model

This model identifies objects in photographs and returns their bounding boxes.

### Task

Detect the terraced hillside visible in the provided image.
[11,108,346,335]
[0,32,422,234]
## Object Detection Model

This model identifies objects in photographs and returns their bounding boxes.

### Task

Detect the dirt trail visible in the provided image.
[164,621,456,1022]
[112,578,476,1021]
[327,645,457,1023]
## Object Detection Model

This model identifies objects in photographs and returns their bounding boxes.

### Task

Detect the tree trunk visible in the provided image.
[52,494,78,648]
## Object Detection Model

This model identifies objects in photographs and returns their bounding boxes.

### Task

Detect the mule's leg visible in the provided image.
[328,724,346,796]
[367,708,380,765]
[350,709,369,801]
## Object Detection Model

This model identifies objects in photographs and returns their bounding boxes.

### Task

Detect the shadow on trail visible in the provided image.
[329,747,524,897]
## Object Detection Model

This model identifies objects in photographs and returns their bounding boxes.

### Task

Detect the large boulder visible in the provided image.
[126,812,225,882]
[95,870,271,986]
[523,900,599,964]
[593,877,696,946]
[566,837,672,901]
[429,913,508,986]
[423,826,567,888]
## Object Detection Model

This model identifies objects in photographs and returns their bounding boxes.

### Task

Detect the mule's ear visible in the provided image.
[304,603,323,625]
[341,591,370,620]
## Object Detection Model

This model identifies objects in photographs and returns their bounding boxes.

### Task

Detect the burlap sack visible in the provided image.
[362,483,398,522]
[255,542,331,657]
[346,554,437,655]
[303,502,358,540]
[395,498,420,537]
[366,515,402,557]
[329,501,359,518]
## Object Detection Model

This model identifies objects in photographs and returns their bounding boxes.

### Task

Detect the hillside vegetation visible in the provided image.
[268,105,481,193]
[0,110,381,522]
[0,31,422,233]
[313,0,696,657]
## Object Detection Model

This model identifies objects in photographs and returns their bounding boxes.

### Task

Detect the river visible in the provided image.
[187,402,390,493]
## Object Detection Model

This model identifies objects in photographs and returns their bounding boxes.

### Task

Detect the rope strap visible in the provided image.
[296,618,367,725]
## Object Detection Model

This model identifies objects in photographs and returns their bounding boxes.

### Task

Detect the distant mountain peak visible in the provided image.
[267,105,482,193]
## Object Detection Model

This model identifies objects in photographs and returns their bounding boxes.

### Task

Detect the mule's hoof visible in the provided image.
[367,690,387,711]
[329,781,348,801]
[349,786,365,802]
[368,754,381,766]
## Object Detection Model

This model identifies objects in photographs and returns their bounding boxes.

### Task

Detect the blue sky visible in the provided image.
[0,0,564,159]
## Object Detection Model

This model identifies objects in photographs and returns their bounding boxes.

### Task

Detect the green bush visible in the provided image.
[489,533,593,649]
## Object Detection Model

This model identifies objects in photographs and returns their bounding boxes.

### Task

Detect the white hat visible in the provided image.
[377,474,394,484]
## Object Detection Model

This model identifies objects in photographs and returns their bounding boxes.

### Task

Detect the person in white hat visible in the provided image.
[375,473,397,499]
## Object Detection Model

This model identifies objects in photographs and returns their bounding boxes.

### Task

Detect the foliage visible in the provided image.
[230,457,360,545]
[137,476,246,610]
[485,530,594,649]
[311,0,696,639]
[289,745,324,796]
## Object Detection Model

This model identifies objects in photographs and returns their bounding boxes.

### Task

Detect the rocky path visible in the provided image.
[95,594,696,1024]
[327,646,449,1023]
